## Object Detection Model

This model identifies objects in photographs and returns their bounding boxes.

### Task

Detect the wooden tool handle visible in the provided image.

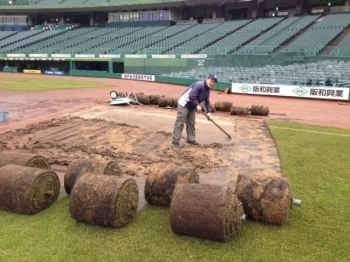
[200,111,232,139]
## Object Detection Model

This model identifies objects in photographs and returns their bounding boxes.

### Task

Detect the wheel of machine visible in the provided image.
[110,90,118,100]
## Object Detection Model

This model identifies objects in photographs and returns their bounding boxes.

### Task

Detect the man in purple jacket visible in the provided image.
[171,74,218,149]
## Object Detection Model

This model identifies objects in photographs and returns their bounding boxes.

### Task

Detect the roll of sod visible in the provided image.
[170,184,244,242]
[173,98,178,108]
[215,101,233,112]
[69,175,139,228]
[0,152,50,169]
[64,158,122,195]
[144,165,199,207]
[235,174,292,226]
[200,102,216,113]
[251,105,269,116]
[230,106,250,115]
[0,164,60,214]
[149,95,160,105]
[158,97,174,108]
[136,94,150,105]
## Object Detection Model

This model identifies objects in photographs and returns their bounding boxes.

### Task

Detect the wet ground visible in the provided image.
[1,73,349,209]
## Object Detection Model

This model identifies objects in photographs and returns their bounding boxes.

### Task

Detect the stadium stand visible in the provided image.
[236,14,321,55]
[163,60,350,86]
[329,32,350,57]
[0,31,17,41]
[1,1,350,92]
[199,17,285,54]
[287,13,350,55]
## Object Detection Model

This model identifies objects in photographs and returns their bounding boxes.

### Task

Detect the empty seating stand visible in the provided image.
[162,60,350,87]
[199,17,284,54]
[236,14,321,55]
[287,13,350,55]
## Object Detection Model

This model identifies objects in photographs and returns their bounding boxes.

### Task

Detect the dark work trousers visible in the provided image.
[172,103,196,144]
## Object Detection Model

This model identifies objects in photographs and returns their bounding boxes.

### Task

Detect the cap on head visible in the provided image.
[208,74,218,82]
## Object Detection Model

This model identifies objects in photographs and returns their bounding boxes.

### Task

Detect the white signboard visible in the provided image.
[122,74,155,81]
[52,54,71,58]
[29,54,48,58]
[151,54,176,59]
[99,54,121,58]
[7,54,25,57]
[181,54,207,59]
[232,83,350,100]
[125,54,147,58]
[75,54,95,58]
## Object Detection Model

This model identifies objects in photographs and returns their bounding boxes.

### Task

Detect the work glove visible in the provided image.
[196,105,202,113]
[207,113,213,122]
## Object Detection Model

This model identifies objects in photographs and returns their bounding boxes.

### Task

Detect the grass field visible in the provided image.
[0,120,349,262]
[0,76,108,91]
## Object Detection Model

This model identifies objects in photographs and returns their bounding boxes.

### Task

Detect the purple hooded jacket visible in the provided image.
[178,80,211,113]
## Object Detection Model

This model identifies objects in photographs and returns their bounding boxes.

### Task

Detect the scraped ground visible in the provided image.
[1,73,349,208]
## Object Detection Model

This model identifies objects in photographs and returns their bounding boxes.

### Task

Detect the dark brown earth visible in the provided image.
[1,72,349,209]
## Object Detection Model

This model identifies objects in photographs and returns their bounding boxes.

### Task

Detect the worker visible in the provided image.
[171,74,217,149]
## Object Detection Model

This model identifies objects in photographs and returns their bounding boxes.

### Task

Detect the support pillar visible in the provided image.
[108,60,113,73]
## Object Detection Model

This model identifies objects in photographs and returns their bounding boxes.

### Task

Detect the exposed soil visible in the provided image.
[1,72,349,208]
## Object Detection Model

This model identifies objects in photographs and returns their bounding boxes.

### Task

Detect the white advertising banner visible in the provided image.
[180,54,207,59]
[52,54,71,58]
[29,54,48,58]
[152,54,176,59]
[75,54,95,58]
[99,54,121,58]
[122,74,155,81]
[125,54,147,58]
[231,83,349,101]
[7,54,25,57]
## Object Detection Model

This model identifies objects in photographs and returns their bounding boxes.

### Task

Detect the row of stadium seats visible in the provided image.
[329,30,350,56]
[163,60,350,86]
[2,13,350,56]
[287,13,350,55]
[236,14,321,55]
[199,17,284,54]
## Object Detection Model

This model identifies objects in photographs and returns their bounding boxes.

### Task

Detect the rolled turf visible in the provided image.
[144,164,199,207]
[0,164,60,214]
[0,152,50,169]
[250,105,269,116]
[235,174,292,225]
[170,184,244,242]
[64,158,122,195]
[230,106,250,115]
[215,101,233,112]
[69,174,139,228]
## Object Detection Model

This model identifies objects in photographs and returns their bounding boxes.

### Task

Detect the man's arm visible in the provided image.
[188,82,202,107]
[204,92,211,113]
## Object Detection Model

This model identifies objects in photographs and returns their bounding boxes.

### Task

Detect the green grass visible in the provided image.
[0,121,349,262]
[0,76,108,91]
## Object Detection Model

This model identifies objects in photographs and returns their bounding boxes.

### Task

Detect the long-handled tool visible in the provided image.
[200,111,232,141]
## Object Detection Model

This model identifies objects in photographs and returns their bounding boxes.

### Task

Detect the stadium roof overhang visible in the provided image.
[0,0,252,14]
